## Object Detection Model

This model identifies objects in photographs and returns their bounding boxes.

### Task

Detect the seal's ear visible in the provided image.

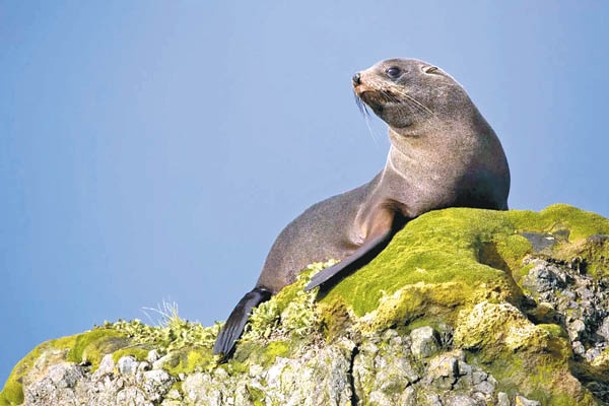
[423,66,439,74]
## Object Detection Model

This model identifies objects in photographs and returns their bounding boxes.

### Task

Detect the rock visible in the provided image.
[597,317,609,341]
[92,354,114,379]
[2,205,609,405]
[497,392,510,406]
[142,370,173,401]
[410,326,440,358]
[515,395,542,406]
[116,387,150,405]
[47,363,82,388]
[147,349,161,363]
[117,356,137,377]
[425,351,460,390]
[445,394,485,406]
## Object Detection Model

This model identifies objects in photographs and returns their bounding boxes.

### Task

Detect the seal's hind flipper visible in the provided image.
[305,230,392,291]
[213,287,272,358]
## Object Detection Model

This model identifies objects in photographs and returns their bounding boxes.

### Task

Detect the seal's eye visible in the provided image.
[385,67,402,79]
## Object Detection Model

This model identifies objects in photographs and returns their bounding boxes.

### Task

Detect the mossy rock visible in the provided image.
[2,204,608,405]
[321,204,609,321]
[0,329,128,406]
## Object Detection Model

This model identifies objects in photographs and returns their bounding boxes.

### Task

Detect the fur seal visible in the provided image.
[213,58,510,357]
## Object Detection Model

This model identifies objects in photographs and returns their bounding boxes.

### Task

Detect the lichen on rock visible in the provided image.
[2,204,609,405]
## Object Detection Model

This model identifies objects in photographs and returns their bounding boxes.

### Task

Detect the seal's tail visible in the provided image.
[213,287,272,359]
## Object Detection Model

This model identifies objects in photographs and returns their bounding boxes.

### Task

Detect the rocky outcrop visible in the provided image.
[2,204,609,405]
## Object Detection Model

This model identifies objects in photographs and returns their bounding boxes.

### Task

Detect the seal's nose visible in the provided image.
[352,72,361,86]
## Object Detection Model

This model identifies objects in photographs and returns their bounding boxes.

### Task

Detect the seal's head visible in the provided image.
[353,58,475,133]
[353,58,510,212]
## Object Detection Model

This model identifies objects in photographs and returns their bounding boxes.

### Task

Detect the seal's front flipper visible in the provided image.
[305,230,393,291]
[213,287,272,359]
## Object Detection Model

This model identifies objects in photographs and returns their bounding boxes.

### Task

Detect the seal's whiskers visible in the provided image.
[354,92,381,147]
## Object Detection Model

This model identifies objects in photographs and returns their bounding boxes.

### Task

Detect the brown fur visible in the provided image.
[214,58,510,356]
[259,58,509,292]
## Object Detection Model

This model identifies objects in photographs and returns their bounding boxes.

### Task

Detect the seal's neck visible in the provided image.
[386,126,464,173]
[377,121,487,217]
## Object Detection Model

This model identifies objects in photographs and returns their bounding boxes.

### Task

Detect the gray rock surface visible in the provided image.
[522,257,609,362]
[16,330,550,406]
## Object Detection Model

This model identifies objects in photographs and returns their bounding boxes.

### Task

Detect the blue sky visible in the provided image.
[1,1,608,384]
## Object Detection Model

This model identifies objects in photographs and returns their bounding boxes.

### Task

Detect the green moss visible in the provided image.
[105,318,220,352]
[242,262,332,344]
[0,340,57,406]
[495,234,534,273]
[317,298,353,340]
[314,205,609,329]
[469,349,598,406]
[490,356,569,404]
[162,347,215,376]
[245,384,266,406]
[318,208,522,332]
[233,340,291,369]
[0,329,128,406]
[456,302,546,353]
[65,329,129,370]
[243,300,281,341]
[538,323,568,340]
[556,235,609,278]
[258,341,290,365]
[453,301,597,404]
[591,347,609,371]
[111,346,151,364]
[322,209,504,315]
[511,204,609,241]
[0,317,221,403]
